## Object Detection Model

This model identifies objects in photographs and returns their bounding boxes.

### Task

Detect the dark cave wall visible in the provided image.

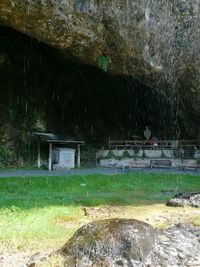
[0,26,185,163]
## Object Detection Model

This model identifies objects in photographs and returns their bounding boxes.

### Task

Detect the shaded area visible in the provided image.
[0,26,185,163]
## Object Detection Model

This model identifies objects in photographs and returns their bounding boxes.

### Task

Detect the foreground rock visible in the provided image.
[167,192,200,208]
[62,218,156,266]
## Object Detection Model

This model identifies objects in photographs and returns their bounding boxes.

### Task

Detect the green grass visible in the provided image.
[193,216,200,226]
[0,173,199,250]
[0,164,38,171]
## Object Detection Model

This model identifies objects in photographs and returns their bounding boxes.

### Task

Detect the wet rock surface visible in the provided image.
[167,192,200,208]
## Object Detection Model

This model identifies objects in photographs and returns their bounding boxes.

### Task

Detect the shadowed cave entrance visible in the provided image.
[0,26,185,164]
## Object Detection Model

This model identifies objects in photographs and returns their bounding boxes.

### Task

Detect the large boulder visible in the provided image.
[61,218,156,266]
[0,0,200,133]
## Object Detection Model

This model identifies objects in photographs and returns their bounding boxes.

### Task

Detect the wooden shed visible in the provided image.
[33,132,84,171]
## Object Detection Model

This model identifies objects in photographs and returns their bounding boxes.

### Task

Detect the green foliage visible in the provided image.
[97,54,111,71]
[193,216,200,226]
[18,164,38,170]
[102,150,133,160]
[102,150,116,159]
[0,146,12,165]
[122,150,132,158]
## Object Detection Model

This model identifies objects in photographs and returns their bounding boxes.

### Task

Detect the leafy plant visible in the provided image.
[97,55,111,71]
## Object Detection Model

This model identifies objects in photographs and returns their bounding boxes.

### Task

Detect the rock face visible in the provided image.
[0,0,200,133]
[167,192,200,207]
[61,218,156,266]
[151,223,200,266]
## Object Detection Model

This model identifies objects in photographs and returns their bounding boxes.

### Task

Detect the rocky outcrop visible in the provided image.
[0,0,200,133]
[167,192,200,208]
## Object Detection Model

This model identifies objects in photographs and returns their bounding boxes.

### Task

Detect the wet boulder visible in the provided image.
[61,218,155,266]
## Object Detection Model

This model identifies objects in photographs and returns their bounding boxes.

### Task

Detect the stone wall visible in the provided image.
[99,149,200,168]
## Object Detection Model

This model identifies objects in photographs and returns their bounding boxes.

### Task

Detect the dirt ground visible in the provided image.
[62,204,200,229]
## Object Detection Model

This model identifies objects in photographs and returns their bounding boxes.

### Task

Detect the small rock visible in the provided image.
[178,252,186,259]
[167,192,200,208]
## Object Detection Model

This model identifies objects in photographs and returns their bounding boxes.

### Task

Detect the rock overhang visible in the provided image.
[0,0,200,134]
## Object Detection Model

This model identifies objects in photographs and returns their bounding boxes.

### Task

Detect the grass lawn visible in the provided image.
[0,172,200,252]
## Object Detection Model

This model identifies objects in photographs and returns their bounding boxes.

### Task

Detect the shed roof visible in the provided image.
[33,132,84,145]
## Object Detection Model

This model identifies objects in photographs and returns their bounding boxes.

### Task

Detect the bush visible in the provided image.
[0,146,12,165]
